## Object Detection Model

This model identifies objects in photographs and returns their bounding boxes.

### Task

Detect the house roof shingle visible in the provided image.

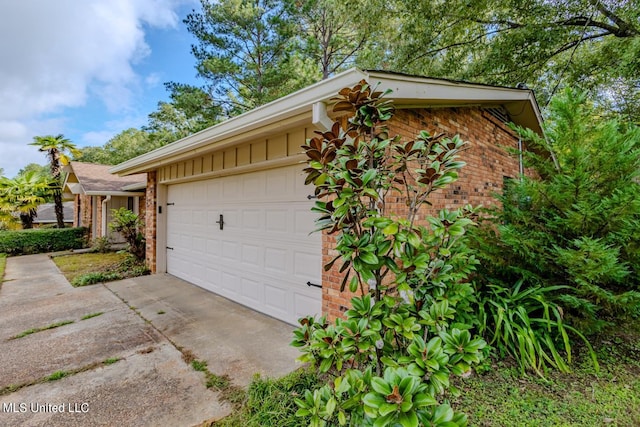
[33,202,74,224]
[64,162,146,196]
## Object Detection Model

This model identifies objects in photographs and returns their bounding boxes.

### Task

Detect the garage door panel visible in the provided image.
[243,175,265,198]
[167,164,322,325]
[242,209,261,229]
[265,247,288,273]
[242,277,263,304]
[206,238,220,256]
[265,209,288,232]
[222,240,239,260]
[223,179,240,199]
[264,284,287,312]
[205,267,221,291]
[207,181,221,199]
[294,251,321,279]
[221,271,239,295]
[241,243,261,266]
[294,292,321,319]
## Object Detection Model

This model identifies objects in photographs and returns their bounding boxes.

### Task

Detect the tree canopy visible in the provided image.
[0,170,54,229]
[185,0,309,113]
[30,134,77,228]
[364,0,639,120]
[75,128,163,166]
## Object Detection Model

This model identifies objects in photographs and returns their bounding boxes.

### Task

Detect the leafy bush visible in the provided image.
[292,81,486,426]
[109,208,145,260]
[90,236,112,253]
[471,89,640,332]
[466,88,639,375]
[0,227,87,255]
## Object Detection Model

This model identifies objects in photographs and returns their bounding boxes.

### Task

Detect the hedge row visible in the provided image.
[0,227,88,255]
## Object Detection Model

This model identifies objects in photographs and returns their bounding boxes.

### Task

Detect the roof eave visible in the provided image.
[110,68,369,175]
[111,68,544,176]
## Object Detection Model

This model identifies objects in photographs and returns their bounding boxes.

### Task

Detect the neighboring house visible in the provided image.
[111,69,543,325]
[32,202,74,227]
[62,162,146,243]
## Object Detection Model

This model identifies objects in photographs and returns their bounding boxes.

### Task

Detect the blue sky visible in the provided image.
[0,0,202,178]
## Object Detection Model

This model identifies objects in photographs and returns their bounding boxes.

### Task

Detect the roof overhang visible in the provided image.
[121,182,147,191]
[65,182,84,195]
[111,68,543,176]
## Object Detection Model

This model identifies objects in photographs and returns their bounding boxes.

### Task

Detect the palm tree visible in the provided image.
[30,134,78,228]
[0,171,53,229]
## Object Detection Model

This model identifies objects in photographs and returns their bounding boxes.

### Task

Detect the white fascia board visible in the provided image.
[366,71,543,130]
[64,182,84,195]
[111,68,543,176]
[110,68,369,175]
[121,182,147,191]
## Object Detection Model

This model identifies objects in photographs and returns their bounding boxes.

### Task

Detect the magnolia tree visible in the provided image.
[292,81,486,427]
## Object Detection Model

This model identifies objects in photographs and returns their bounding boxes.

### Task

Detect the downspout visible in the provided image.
[518,138,524,180]
[312,102,333,131]
[101,195,111,237]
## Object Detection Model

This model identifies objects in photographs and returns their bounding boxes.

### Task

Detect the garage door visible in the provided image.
[166,164,322,325]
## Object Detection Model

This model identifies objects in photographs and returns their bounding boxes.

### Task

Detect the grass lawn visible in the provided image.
[52,251,149,286]
[210,323,640,427]
[0,253,6,281]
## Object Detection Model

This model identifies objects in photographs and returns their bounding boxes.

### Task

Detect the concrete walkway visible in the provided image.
[0,254,301,427]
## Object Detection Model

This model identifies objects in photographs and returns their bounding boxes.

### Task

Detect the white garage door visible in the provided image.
[166,164,322,325]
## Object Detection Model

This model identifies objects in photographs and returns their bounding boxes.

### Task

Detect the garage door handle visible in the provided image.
[216,214,224,230]
[306,281,322,289]
[166,246,174,250]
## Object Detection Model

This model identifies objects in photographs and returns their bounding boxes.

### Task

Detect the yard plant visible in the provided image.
[292,81,486,426]
[109,207,146,260]
[0,227,87,255]
[470,89,640,374]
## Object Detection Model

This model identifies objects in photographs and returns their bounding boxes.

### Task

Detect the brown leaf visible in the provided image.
[333,101,354,112]
[306,149,322,161]
[386,385,403,404]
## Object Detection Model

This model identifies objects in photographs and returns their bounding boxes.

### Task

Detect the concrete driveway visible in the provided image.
[0,254,301,427]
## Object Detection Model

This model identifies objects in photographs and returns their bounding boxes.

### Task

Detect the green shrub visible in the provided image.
[293,81,485,426]
[471,89,640,331]
[109,208,145,260]
[467,88,639,375]
[90,236,112,253]
[0,227,87,255]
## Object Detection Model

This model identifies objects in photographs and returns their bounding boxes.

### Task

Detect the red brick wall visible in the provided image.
[138,195,146,225]
[145,171,157,273]
[73,195,93,233]
[321,107,524,321]
[95,196,104,238]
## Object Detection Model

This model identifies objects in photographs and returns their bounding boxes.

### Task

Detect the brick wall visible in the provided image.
[138,195,146,226]
[321,106,524,321]
[145,171,157,273]
[95,196,104,238]
[73,195,93,233]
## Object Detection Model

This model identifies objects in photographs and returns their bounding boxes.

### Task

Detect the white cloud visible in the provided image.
[0,0,191,177]
[145,72,163,89]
